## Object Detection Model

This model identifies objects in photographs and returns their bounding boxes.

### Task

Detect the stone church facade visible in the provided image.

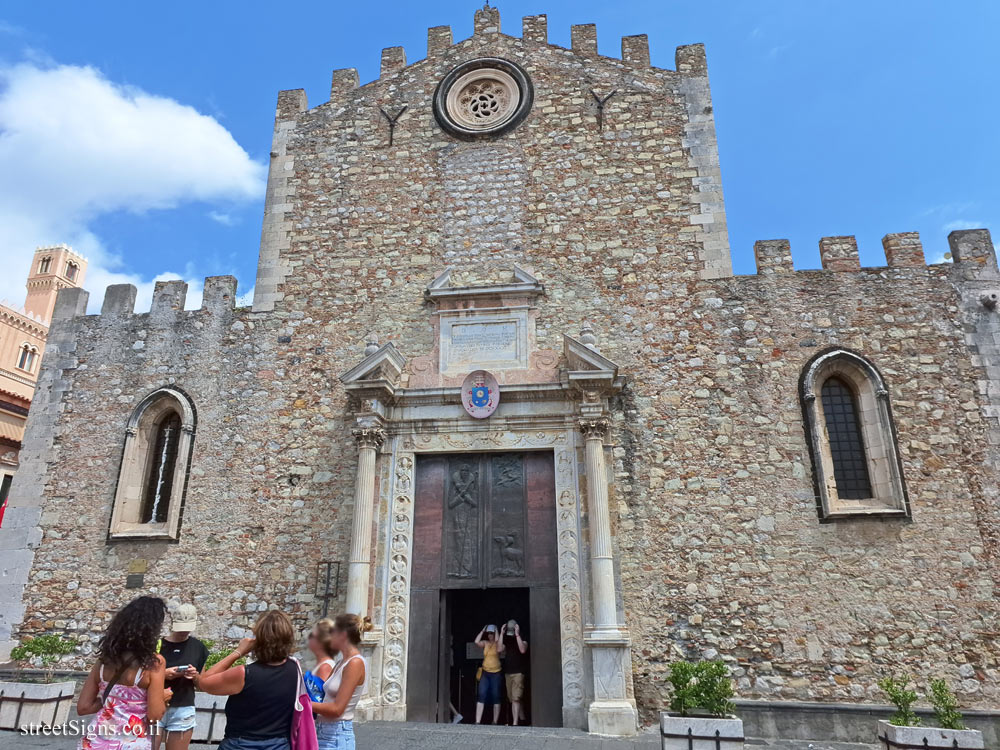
[2,6,999,735]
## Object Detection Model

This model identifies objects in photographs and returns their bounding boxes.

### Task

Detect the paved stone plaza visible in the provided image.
[2,2,998,741]
[2,723,881,750]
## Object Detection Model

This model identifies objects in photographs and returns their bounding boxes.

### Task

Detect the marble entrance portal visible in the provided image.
[337,268,639,736]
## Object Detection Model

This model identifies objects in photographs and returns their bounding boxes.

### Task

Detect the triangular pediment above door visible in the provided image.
[340,342,406,387]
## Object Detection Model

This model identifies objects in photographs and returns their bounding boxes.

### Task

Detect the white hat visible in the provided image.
[485,624,497,633]
[171,603,198,632]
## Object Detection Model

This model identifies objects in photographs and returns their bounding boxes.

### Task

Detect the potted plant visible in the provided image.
[190,639,245,743]
[0,634,77,730]
[660,660,744,749]
[877,675,984,749]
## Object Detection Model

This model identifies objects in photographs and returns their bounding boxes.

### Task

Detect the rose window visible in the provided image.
[434,58,533,139]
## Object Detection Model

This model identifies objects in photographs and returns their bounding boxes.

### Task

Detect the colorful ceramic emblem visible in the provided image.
[462,370,500,419]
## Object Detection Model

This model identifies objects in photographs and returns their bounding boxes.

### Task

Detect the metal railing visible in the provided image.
[879,734,964,750]
[0,687,74,729]
[661,726,745,749]
[194,700,226,743]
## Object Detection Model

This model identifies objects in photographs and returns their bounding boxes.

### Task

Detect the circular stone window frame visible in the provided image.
[433,57,534,140]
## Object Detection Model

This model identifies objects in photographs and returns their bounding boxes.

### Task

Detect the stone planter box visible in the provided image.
[192,692,229,742]
[0,680,76,730]
[877,720,984,749]
[661,712,744,750]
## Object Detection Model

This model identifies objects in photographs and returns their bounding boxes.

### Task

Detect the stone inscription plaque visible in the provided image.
[450,322,518,363]
[439,310,530,374]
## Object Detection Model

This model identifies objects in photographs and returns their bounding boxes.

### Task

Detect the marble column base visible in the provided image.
[354,630,383,722]
[588,699,638,736]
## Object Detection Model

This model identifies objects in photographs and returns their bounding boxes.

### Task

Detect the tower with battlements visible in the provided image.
[1,7,998,741]
[0,246,87,504]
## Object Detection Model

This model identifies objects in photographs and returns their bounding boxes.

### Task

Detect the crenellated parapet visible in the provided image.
[752,229,996,276]
[270,7,711,118]
[52,275,241,327]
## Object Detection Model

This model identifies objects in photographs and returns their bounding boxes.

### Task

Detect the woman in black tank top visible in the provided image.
[195,611,299,750]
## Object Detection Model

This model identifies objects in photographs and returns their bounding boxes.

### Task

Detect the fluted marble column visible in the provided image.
[345,426,385,615]
[579,417,637,736]
[579,418,618,629]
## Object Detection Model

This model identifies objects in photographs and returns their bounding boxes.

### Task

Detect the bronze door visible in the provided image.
[407,452,562,726]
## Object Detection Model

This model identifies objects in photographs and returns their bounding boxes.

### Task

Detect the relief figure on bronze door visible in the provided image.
[447,461,480,578]
[490,454,526,579]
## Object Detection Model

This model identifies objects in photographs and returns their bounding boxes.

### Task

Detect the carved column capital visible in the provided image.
[353,427,387,449]
[578,418,610,441]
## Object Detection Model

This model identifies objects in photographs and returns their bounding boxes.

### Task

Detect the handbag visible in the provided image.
[290,658,319,750]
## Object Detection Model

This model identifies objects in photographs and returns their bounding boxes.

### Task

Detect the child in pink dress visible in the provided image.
[76,596,171,750]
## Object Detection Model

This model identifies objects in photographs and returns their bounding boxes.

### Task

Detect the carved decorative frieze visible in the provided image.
[381,453,414,707]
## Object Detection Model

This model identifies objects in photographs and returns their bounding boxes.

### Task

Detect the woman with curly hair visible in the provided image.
[76,595,171,750]
[196,610,299,750]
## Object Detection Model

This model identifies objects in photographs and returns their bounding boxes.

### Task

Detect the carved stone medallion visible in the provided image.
[433,58,533,139]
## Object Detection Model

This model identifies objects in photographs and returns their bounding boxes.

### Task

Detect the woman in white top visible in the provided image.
[304,618,338,700]
[311,613,371,750]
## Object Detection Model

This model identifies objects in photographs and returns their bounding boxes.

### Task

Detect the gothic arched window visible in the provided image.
[109,388,195,540]
[820,377,873,500]
[801,350,908,520]
[65,261,79,281]
[16,344,38,373]
[140,411,182,523]
[38,257,51,274]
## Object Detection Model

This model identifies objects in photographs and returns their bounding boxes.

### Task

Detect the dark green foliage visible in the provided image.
[10,634,77,681]
[667,660,736,717]
[200,638,246,669]
[878,675,921,727]
[929,678,965,731]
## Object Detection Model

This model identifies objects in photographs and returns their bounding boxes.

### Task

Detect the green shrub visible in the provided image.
[10,635,77,681]
[200,638,245,670]
[668,660,735,717]
[929,679,965,731]
[878,675,921,727]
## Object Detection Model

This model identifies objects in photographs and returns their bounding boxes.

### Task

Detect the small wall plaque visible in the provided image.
[125,573,144,589]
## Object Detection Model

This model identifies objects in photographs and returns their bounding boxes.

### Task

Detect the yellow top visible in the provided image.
[482,641,501,673]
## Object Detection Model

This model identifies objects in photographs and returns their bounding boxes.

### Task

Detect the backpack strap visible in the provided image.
[101,664,126,706]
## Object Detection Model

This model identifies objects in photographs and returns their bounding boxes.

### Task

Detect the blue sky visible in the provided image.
[0,1,997,310]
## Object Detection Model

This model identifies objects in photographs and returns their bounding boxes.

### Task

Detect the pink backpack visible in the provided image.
[290,658,319,750]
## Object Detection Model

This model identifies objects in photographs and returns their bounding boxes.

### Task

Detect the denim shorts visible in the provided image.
[219,737,291,750]
[477,670,502,705]
[317,720,355,750]
[158,704,197,732]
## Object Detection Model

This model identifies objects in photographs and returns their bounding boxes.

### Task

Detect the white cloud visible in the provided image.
[0,62,265,314]
[208,210,238,227]
[942,219,984,233]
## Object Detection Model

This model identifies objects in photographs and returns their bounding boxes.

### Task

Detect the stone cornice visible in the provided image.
[0,305,49,336]
[425,265,544,303]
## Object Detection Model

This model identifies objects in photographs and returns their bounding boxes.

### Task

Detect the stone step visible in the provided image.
[0,723,882,750]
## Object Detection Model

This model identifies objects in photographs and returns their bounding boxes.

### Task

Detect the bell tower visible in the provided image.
[23,245,87,323]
